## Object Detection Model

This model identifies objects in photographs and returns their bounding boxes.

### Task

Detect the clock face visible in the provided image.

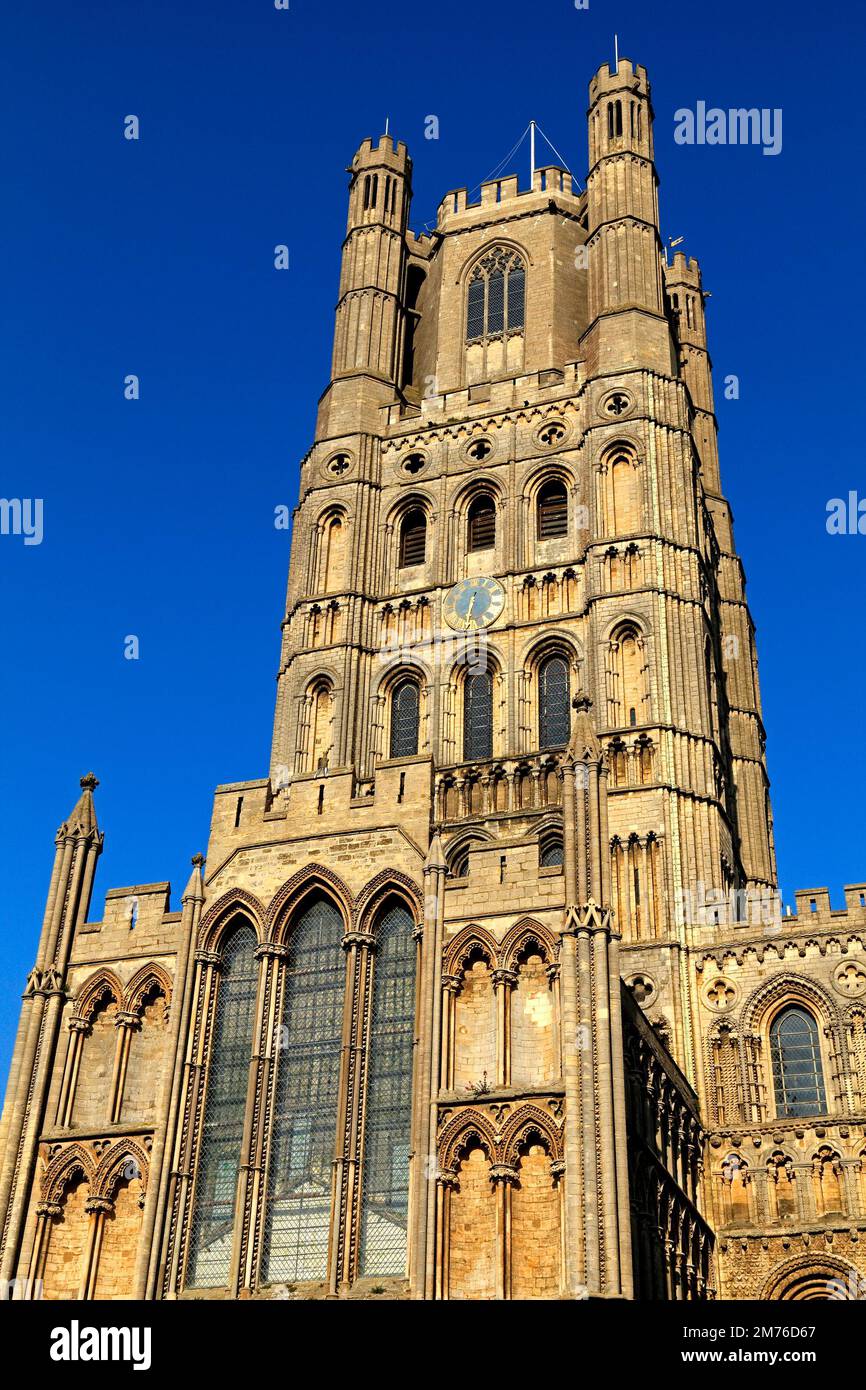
[443,576,505,631]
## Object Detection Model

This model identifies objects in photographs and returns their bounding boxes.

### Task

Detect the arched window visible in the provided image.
[467,494,496,552]
[390,679,420,759]
[539,654,570,748]
[187,922,258,1287]
[321,513,347,592]
[770,1006,827,1118]
[466,248,526,342]
[539,834,564,868]
[464,670,493,761]
[537,481,568,540]
[262,894,345,1284]
[358,902,416,1276]
[308,680,334,773]
[399,508,426,567]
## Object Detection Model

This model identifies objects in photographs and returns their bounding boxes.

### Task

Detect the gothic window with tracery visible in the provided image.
[262,895,344,1283]
[466,248,525,342]
[187,923,258,1287]
[358,902,415,1276]
[769,1006,827,1118]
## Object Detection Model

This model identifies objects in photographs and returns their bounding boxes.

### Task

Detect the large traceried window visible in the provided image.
[187,923,258,1287]
[770,1006,827,1118]
[390,679,420,759]
[466,248,525,340]
[358,902,416,1276]
[538,654,570,749]
[464,670,493,761]
[262,895,344,1284]
[466,247,526,382]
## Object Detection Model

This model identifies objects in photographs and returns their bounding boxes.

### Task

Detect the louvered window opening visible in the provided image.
[390,680,419,759]
[262,895,344,1283]
[399,509,426,567]
[537,482,568,539]
[358,903,415,1275]
[467,496,496,551]
[187,924,258,1288]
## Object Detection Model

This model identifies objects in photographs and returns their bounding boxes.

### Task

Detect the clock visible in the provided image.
[443,576,505,632]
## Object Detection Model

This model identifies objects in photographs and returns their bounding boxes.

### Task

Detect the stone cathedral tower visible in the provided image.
[3,55,866,1304]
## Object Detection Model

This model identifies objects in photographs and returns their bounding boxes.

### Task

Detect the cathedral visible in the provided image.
[3,53,866,1304]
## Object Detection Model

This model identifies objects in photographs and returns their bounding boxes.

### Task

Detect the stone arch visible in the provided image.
[443,829,493,878]
[444,923,499,975]
[760,1253,861,1301]
[500,917,557,972]
[501,1105,563,1166]
[93,1139,151,1202]
[197,888,266,953]
[266,863,354,943]
[741,971,840,1035]
[123,962,173,1016]
[457,236,534,288]
[74,967,123,1024]
[355,870,423,932]
[41,1143,97,1204]
[437,1109,499,1171]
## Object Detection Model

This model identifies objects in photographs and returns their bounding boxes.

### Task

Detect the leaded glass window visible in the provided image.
[262,895,344,1283]
[358,903,415,1276]
[770,1007,827,1118]
[540,836,564,868]
[187,922,258,1287]
[464,670,493,761]
[466,248,526,343]
[539,654,570,749]
[390,680,419,759]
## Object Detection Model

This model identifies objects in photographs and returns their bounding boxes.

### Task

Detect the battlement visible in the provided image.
[790,884,866,923]
[665,251,703,287]
[351,133,411,174]
[589,57,651,102]
[436,165,582,229]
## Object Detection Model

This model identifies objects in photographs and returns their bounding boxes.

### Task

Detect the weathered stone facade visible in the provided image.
[1,54,864,1302]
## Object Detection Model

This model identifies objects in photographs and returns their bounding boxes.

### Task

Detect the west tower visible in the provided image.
[2,55,865,1305]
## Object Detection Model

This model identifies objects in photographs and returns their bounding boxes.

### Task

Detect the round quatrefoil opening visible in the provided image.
[400,451,428,477]
[599,389,634,421]
[704,977,737,1012]
[625,973,656,1006]
[464,436,494,463]
[833,961,866,999]
[535,419,569,449]
[324,451,353,478]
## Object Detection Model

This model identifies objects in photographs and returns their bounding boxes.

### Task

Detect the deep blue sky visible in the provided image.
[1,0,864,1079]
